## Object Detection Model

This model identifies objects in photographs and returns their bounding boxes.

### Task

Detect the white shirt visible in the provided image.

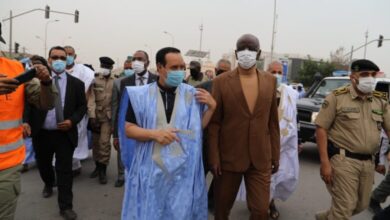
[135,71,150,86]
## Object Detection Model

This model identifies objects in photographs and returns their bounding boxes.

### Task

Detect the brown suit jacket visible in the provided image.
[208,68,280,172]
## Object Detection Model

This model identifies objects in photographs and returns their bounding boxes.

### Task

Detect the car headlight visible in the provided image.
[311,112,319,123]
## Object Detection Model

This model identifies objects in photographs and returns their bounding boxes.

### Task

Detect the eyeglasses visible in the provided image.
[50,56,66,61]
[271,71,282,74]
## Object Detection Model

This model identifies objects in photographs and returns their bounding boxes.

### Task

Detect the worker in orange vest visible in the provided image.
[0,22,57,219]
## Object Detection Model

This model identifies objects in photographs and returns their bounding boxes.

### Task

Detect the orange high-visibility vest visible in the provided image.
[0,57,25,170]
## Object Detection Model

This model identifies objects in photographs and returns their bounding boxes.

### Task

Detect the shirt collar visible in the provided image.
[349,84,373,101]
[52,71,67,78]
[136,71,149,80]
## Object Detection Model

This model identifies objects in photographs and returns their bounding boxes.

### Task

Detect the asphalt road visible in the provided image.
[15,143,390,220]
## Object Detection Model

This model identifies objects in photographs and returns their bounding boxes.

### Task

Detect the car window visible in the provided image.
[312,79,350,98]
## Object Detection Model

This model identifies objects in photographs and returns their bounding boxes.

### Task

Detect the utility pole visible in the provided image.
[363,30,368,58]
[270,0,277,62]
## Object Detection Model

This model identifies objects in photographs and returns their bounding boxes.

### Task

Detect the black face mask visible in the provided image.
[190,69,200,77]
[215,69,225,76]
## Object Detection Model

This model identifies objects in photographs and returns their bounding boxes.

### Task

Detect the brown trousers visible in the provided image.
[214,165,271,220]
[324,154,374,220]
[92,121,112,165]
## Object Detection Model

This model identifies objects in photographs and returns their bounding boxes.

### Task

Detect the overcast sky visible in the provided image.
[1,0,389,73]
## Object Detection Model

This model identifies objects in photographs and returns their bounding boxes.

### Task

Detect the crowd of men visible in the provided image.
[1,19,390,220]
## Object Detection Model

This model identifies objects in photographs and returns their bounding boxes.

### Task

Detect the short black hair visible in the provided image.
[156,47,181,67]
[135,50,149,62]
[63,45,75,53]
[48,46,66,58]
[31,55,51,72]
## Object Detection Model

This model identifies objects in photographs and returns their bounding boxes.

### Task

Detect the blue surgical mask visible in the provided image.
[52,60,66,73]
[124,69,135,77]
[275,74,283,87]
[66,56,74,66]
[166,70,185,87]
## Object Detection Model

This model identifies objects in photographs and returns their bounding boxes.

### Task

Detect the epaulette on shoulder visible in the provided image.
[332,87,349,96]
[373,91,388,101]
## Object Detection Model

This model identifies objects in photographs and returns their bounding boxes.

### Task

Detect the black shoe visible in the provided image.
[72,168,81,177]
[89,163,99,178]
[42,186,53,198]
[114,178,124,187]
[98,165,107,185]
[60,209,77,220]
[369,198,383,215]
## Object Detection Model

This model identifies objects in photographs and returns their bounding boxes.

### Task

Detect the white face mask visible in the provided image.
[356,77,376,94]
[132,60,145,74]
[100,68,111,76]
[237,49,257,69]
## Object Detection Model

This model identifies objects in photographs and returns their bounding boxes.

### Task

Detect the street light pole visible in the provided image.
[163,31,175,47]
[199,23,203,52]
[270,0,277,62]
[363,30,368,59]
[8,10,12,55]
[44,19,59,58]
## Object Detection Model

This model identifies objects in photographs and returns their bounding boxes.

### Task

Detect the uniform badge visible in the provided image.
[372,109,384,115]
[322,100,329,109]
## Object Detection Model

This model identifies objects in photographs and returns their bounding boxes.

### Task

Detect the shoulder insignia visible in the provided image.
[373,91,388,101]
[332,87,349,96]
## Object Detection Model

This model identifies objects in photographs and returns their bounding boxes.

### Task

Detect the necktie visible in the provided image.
[139,76,145,85]
[54,75,64,123]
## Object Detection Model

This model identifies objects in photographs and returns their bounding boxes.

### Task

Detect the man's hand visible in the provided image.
[152,128,179,145]
[33,64,51,82]
[22,123,31,138]
[113,138,120,151]
[376,164,386,175]
[210,163,222,178]
[320,161,333,185]
[272,160,279,174]
[57,119,72,131]
[195,88,216,110]
[0,74,18,95]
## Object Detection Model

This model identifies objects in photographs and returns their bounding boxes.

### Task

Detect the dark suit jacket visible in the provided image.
[29,73,87,148]
[208,68,280,172]
[112,71,158,138]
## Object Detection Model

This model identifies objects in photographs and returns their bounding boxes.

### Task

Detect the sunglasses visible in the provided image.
[271,71,282,74]
[50,56,66,61]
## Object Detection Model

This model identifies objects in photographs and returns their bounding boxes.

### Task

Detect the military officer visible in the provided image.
[88,56,115,184]
[315,59,390,220]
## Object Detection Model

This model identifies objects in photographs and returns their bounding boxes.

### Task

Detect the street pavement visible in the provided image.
[15,143,390,220]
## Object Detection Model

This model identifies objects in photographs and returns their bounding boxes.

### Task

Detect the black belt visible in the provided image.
[328,141,372,161]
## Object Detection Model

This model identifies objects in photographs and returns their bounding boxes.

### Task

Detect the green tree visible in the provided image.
[298,56,336,87]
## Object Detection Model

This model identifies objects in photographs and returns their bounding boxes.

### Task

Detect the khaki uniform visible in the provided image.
[88,74,114,165]
[315,85,390,220]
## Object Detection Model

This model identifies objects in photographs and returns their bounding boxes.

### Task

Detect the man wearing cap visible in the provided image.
[111,51,157,187]
[186,60,208,87]
[64,46,95,176]
[88,56,115,184]
[315,59,390,220]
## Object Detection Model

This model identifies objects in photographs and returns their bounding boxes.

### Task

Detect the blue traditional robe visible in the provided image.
[118,82,207,220]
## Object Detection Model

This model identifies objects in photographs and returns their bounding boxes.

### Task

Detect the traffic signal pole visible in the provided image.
[344,36,389,63]
[2,6,79,58]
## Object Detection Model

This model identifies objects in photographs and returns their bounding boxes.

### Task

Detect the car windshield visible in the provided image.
[312,79,350,98]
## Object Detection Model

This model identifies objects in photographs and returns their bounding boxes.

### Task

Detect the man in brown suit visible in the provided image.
[208,34,280,220]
